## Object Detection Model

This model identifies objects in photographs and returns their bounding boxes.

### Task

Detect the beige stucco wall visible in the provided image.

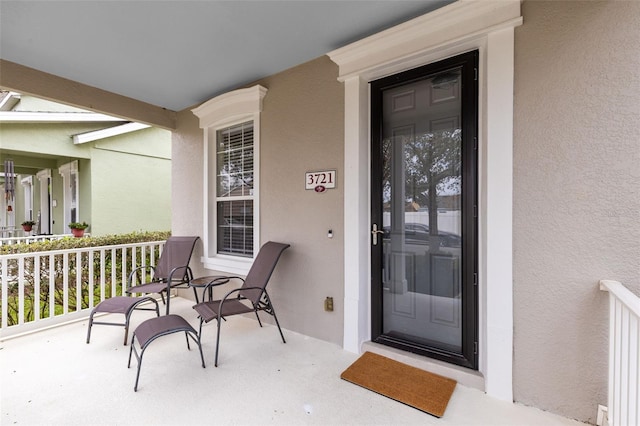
[513,1,640,423]
[173,56,345,345]
[258,56,345,344]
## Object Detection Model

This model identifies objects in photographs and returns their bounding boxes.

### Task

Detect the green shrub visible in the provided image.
[0,230,172,255]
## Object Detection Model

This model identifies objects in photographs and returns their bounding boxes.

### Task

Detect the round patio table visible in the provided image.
[189,276,230,303]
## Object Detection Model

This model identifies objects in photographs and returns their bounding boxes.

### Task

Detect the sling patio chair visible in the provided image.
[193,241,290,366]
[86,236,199,345]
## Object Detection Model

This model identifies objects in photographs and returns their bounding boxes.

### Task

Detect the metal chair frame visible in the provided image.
[86,297,160,345]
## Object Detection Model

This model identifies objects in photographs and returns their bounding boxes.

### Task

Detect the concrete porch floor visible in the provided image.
[1,297,585,425]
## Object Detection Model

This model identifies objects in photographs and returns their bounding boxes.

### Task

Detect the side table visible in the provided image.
[189,276,230,303]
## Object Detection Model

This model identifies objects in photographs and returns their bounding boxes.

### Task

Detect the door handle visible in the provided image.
[371,223,384,245]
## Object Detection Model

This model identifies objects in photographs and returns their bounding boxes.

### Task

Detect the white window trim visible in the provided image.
[328,0,522,402]
[192,85,267,275]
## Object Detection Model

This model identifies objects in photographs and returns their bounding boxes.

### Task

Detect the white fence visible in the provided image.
[0,240,166,339]
[599,280,640,426]
[0,234,78,246]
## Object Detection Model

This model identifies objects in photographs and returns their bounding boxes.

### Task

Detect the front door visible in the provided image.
[371,51,478,368]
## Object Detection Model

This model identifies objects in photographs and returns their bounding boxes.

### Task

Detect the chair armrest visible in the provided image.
[219,285,263,306]
[127,265,156,286]
[166,266,194,290]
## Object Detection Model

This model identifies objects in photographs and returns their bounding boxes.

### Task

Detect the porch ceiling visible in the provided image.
[0,1,451,113]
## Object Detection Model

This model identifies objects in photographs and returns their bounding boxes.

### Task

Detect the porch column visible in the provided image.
[484,26,516,402]
[343,75,370,353]
[36,169,51,234]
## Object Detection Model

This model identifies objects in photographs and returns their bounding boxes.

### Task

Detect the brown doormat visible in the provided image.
[340,351,457,418]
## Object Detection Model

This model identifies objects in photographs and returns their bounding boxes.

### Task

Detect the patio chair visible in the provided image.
[128,314,205,391]
[193,241,290,366]
[126,236,200,315]
[85,236,199,345]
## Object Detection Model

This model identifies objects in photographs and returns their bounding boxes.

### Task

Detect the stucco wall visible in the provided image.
[513,1,640,423]
[258,56,345,344]
[90,127,171,236]
[173,56,345,345]
[171,107,206,268]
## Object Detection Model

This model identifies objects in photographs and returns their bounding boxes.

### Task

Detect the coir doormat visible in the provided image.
[340,351,456,418]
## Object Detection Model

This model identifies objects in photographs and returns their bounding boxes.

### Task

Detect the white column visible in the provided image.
[343,75,371,353]
[36,169,51,234]
[58,161,78,231]
[484,27,515,402]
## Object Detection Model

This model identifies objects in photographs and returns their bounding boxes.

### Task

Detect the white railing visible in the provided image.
[0,234,78,246]
[0,240,166,339]
[599,280,640,426]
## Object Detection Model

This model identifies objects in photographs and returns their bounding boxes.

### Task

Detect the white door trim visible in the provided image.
[329,0,522,402]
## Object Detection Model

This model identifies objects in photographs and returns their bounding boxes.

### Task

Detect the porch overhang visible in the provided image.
[0,59,177,130]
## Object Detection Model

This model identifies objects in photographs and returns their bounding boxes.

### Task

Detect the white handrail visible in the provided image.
[600,280,640,426]
[0,240,165,339]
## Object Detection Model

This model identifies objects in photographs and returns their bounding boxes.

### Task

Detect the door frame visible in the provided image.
[370,51,479,369]
[328,0,521,401]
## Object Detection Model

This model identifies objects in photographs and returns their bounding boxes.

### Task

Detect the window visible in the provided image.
[216,121,254,257]
[192,85,267,274]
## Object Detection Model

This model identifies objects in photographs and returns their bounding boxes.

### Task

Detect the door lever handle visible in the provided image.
[371,224,384,245]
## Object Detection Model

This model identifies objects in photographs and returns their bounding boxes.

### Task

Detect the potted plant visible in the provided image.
[68,221,89,237]
[21,220,36,232]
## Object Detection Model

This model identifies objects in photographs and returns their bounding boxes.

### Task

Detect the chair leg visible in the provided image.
[86,310,95,343]
[184,331,191,350]
[123,324,130,346]
[127,334,144,392]
[264,292,286,344]
[214,316,222,367]
[127,335,135,368]
[133,349,145,392]
[271,308,286,344]
[195,334,206,368]
[184,330,206,368]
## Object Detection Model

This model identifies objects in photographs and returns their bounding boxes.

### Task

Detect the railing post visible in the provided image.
[600,280,640,426]
[1,257,8,329]
[48,253,55,319]
[34,255,40,321]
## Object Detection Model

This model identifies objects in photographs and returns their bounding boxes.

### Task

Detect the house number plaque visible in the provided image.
[305,170,336,192]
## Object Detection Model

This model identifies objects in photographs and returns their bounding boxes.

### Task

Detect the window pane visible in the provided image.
[217,121,254,197]
[217,200,254,256]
